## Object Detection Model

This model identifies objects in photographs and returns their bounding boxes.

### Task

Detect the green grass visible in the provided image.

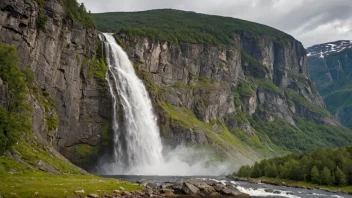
[46,115,59,130]
[256,79,284,94]
[284,89,331,117]
[236,80,256,97]
[0,134,141,197]
[0,172,141,198]
[92,9,293,46]
[160,102,263,160]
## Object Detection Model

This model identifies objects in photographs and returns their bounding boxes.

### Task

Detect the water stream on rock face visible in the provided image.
[99,33,232,176]
[101,33,164,174]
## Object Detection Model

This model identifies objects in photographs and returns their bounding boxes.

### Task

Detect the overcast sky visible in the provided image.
[78,0,352,47]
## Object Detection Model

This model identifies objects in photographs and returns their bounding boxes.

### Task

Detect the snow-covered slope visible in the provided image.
[306,40,352,58]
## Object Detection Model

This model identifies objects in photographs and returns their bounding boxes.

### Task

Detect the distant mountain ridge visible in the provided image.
[307,40,352,129]
[307,40,352,58]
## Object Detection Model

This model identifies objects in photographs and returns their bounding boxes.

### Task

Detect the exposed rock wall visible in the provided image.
[120,33,330,126]
[0,0,111,169]
[118,32,341,161]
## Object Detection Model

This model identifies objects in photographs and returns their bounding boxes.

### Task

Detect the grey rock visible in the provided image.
[88,194,99,198]
[182,182,199,195]
[37,160,60,174]
[213,184,225,192]
[220,187,232,195]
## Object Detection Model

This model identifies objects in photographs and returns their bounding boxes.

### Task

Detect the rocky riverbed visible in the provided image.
[104,179,248,197]
[102,175,351,198]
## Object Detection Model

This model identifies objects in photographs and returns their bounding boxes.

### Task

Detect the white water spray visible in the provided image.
[100,33,232,175]
[102,33,163,173]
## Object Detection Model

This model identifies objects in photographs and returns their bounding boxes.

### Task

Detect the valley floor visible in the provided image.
[0,172,141,198]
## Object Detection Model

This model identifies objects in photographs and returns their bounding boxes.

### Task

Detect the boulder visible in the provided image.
[161,189,175,197]
[213,184,225,192]
[182,182,199,195]
[220,187,232,195]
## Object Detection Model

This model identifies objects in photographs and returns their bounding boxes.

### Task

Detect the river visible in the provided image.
[102,175,350,198]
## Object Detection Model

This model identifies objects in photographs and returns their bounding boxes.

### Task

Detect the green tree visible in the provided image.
[264,164,278,178]
[0,42,32,154]
[311,165,320,184]
[321,167,332,186]
[335,167,347,186]
[238,165,252,177]
[251,162,261,178]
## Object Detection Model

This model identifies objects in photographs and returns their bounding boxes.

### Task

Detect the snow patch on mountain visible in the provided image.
[306,40,352,58]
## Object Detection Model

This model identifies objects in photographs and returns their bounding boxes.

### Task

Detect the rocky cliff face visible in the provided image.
[117,30,345,162]
[308,41,352,129]
[0,0,111,169]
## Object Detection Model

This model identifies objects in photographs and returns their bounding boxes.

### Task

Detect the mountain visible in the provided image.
[1,0,352,188]
[307,40,352,129]
[92,9,352,164]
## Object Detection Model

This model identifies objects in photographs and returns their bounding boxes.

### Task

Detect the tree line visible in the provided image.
[236,147,352,186]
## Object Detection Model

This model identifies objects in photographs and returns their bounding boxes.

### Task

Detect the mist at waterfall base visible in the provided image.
[101,144,233,176]
[97,33,234,176]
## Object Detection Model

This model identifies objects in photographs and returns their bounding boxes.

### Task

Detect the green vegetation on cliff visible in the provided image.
[63,0,95,28]
[92,9,292,46]
[249,115,352,153]
[236,146,352,188]
[33,0,95,28]
[0,42,32,155]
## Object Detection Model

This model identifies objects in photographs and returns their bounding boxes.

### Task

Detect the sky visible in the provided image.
[77,0,352,47]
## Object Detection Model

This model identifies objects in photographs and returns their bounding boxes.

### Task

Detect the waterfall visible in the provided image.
[102,33,164,174]
[100,33,232,176]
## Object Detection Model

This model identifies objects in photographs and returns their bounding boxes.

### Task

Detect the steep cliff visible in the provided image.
[0,0,111,169]
[307,40,352,129]
[93,9,352,163]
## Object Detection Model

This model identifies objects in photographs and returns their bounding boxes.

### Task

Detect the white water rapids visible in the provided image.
[100,33,231,175]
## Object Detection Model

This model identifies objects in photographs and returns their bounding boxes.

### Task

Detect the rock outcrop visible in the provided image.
[0,0,111,169]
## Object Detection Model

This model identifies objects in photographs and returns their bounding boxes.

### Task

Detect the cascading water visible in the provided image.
[102,33,164,174]
[100,33,232,176]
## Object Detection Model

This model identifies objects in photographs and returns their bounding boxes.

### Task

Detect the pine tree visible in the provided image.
[311,165,320,184]
[321,167,332,186]
[335,167,347,186]
[251,162,261,178]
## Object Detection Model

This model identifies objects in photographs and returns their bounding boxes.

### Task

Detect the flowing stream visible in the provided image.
[104,175,351,198]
